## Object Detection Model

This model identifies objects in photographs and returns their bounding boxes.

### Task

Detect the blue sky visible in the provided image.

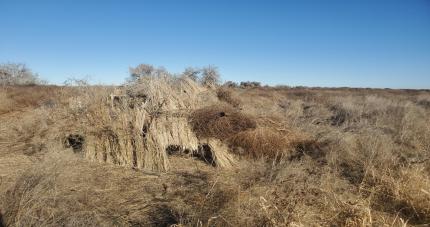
[1,0,429,88]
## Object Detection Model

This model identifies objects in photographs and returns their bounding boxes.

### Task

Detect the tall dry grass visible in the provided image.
[1,83,430,226]
[0,85,61,114]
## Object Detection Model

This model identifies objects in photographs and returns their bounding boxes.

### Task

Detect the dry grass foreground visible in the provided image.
[0,79,430,226]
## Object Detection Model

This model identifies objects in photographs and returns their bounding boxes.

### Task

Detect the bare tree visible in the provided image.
[129,64,155,81]
[128,64,174,83]
[182,67,200,82]
[153,66,170,78]
[200,65,220,87]
[128,64,221,87]
[0,63,42,86]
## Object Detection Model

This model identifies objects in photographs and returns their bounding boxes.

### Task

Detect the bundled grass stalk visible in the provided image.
[83,75,218,171]
[204,139,237,169]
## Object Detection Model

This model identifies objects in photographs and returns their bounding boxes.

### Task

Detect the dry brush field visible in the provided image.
[0,79,430,226]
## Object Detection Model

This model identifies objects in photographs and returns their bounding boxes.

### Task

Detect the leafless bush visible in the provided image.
[223,81,238,88]
[129,63,155,81]
[200,66,220,87]
[240,81,261,88]
[182,67,200,82]
[0,63,44,86]
[63,77,90,86]
[129,64,174,82]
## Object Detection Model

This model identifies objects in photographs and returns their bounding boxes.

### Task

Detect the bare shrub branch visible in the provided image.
[0,63,43,86]
[200,65,220,87]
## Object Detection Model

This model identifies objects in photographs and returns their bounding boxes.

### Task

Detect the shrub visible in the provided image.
[190,105,256,140]
[0,63,43,86]
[182,67,200,82]
[128,64,174,83]
[200,66,220,87]
[223,81,238,88]
[129,64,155,81]
[240,81,261,88]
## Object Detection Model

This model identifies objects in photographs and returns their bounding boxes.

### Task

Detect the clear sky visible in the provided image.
[1,0,429,88]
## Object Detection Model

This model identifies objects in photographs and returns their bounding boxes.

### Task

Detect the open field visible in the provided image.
[1,81,430,226]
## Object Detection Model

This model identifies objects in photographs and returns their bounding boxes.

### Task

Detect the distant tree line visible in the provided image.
[223,81,262,88]
[129,63,266,89]
[1,62,266,88]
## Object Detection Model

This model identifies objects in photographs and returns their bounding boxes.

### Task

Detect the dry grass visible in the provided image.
[0,85,62,114]
[79,76,240,171]
[190,105,257,140]
[1,83,430,226]
[228,127,292,159]
[0,151,250,226]
[216,87,240,107]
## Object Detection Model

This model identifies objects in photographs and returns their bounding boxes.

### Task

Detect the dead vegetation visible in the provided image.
[228,127,291,159]
[0,85,60,114]
[0,63,44,86]
[1,67,430,226]
[216,87,240,107]
[190,105,256,140]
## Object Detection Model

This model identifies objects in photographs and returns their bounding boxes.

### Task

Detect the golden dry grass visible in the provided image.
[228,127,292,159]
[216,87,240,107]
[1,83,430,226]
[0,85,62,114]
[190,105,257,140]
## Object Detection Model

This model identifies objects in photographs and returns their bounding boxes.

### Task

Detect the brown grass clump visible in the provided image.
[190,105,256,140]
[228,127,292,159]
[194,138,238,168]
[0,85,61,114]
[396,168,430,223]
[216,87,240,107]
